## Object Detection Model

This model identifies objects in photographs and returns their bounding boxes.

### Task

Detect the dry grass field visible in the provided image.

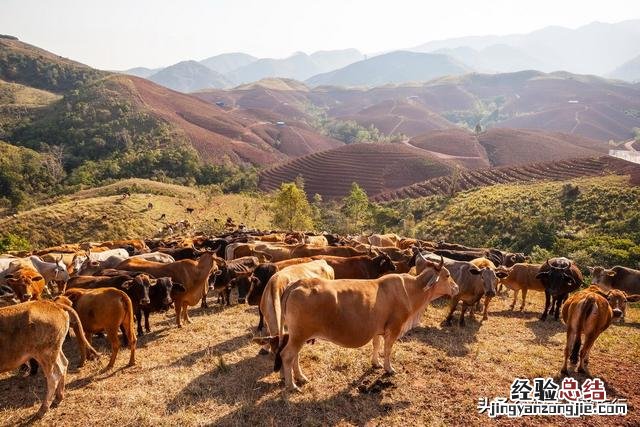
[1,291,637,426]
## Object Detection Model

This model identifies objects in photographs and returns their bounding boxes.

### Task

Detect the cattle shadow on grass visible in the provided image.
[405,320,481,357]
[167,333,251,368]
[167,360,410,425]
[524,318,566,344]
[491,308,540,320]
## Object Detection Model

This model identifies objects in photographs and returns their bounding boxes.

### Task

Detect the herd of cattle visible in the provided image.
[1,231,639,414]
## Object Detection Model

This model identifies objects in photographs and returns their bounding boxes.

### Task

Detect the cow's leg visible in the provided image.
[383,327,401,374]
[553,295,565,321]
[293,352,308,385]
[120,325,129,346]
[510,289,519,310]
[459,304,468,326]
[562,329,577,375]
[54,351,68,402]
[105,327,120,369]
[144,309,151,333]
[183,303,193,324]
[520,288,528,311]
[482,295,493,320]
[540,290,550,320]
[371,335,383,368]
[577,332,598,376]
[175,303,183,328]
[36,355,56,416]
[280,338,303,391]
[201,289,208,309]
[135,307,144,336]
[444,298,457,326]
[257,308,264,333]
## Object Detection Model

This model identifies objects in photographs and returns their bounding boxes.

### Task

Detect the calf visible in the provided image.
[536,258,583,321]
[267,254,458,391]
[0,300,97,416]
[140,277,186,333]
[5,267,45,302]
[561,286,622,375]
[496,263,545,311]
[62,287,137,369]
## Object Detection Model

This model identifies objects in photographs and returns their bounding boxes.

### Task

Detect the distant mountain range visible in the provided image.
[120,19,640,92]
[411,19,640,77]
[306,51,470,87]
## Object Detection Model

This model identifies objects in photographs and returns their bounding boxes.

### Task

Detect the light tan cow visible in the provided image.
[0,300,98,416]
[258,260,335,351]
[271,255,458,391]
[368,233,401,248]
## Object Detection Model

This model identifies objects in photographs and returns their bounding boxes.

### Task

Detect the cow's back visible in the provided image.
[505,263,544,291]
[612,266,640,294]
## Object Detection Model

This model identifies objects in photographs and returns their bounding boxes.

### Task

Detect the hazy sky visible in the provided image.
[2,0,639,70]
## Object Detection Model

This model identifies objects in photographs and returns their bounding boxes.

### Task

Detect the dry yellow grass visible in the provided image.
[1,291,637,426]
[0,179,271,248]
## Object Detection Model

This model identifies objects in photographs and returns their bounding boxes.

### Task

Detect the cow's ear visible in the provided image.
[121,280,133,290]
[625,294,640,302]
[172,282,186,293]
[496,271,509,279]
[535,271,549,279]
[607,271,616,277]
[32,276,43,282]
[469,267,482,275]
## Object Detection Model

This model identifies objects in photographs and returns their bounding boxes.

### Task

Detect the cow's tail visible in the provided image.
[58,302,100,362]
[273,281,296,372]
[570,296,595,364]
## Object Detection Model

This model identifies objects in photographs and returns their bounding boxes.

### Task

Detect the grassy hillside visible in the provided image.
[381,175,640,267]
[0,179,271,248]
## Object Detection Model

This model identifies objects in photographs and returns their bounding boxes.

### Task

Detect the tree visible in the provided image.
[271,182,314,231]
[341,182,371,233]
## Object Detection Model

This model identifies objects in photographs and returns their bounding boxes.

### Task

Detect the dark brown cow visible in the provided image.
[536,258,583,321]
[589,265,640,295]
[310,253,396,279]
[208,256,260,306]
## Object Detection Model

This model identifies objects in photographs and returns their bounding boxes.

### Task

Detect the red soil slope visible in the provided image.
[258,143,454,199]
[374,156,640,202]
[126,76,341,165]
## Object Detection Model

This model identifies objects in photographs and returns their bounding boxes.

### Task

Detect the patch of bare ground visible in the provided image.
[0,292,638,426]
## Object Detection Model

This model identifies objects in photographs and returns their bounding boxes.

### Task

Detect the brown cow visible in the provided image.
[560,286,635,375]
[115,252,218,327]
[5,267,45,302]
[291,245,367,259]
[589,265,640,295]
[496,263,544,311]
[62,287,136,369]
[0,300,98,416]
[269,255,458,391]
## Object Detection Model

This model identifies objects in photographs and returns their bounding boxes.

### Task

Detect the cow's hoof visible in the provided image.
[286,384,302,393]
[560,368,569,376]
[509,306,515,311]
[443,319,452,327]
[372,361,383,369]
[295,375,309,385]
[482,315,488,321]
[258,348,269,356]
[385,367,396,375]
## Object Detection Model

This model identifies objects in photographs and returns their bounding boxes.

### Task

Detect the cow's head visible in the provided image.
[121,274,154,306]
[228,275,258,303]
[504,253,527,267]
[5,271,44,302]
[469,266,499,297]
[246,264,277,306]
[535,258,578,296]
[372,252,396,275]
[52,254,70,284]
[592,286,640,322]
[588,266,616,290]
[418,253,458,297]
[153,277,185,308]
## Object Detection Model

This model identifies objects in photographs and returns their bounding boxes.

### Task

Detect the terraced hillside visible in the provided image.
[374,156,640,202]
[259,143,453,199]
